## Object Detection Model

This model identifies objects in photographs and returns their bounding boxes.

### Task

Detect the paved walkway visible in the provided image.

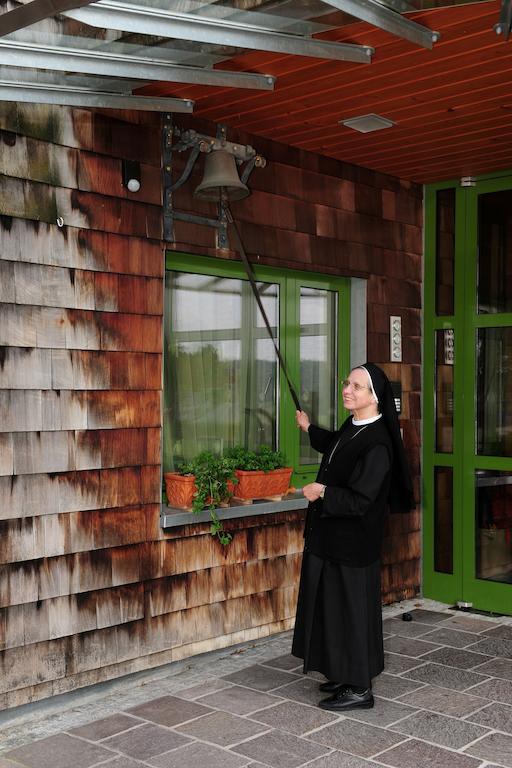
[0,599,511,768]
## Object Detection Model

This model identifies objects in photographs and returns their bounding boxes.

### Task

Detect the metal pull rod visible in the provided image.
[223,201,302,412]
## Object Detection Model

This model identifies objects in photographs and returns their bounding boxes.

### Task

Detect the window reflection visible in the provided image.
[299,287,337,465]
[434,467,453,574]
[164,273,278,469]
[478,190,512,314]
[436,188,455,316]
[435,329,454,453]
[477,328,512,456]
[476,471,512,584]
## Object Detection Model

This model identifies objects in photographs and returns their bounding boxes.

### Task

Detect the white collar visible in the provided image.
[352,413,382,426]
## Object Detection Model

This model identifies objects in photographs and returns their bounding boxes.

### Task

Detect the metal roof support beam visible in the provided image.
[64,2,374,63]
[0,0,96,37]
[0,80,194,111]
[321,0,439,49]
[0,41,276,90]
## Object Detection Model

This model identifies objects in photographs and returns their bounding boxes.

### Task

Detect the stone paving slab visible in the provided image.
[195,685,281,715]
[463,732,512,767]
[148,741,251,768]
[308,718,405,759]
[68,713,141,741]
[5,733,114,768]
[249,700,338,735]
[376,738,482,768]
[231,728,331,768]
[388,709,490,749]
[464,701,512,733]
[418,628,482,648]
[125,695,212,727]
[400,662,490,691]
[397,685,489,718]
[420,647,493,670]
[101,722,191,760]
[223,665,299,692]
[175,710,270,747]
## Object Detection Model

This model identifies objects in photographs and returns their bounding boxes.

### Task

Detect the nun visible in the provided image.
[292,363,414,711]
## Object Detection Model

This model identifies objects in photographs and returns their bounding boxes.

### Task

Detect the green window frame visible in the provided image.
[164,252,351,487]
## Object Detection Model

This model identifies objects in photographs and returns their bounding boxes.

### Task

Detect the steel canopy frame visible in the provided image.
[0,40,276,90]
[322,0,440,48]
[0,79,194,110]
[0,0,96,36]
[63,1,374,62]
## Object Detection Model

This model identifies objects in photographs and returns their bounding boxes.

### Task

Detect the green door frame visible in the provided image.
[423,173,512,615]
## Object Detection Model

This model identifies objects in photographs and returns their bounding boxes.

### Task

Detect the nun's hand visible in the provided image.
[296,410,310,432]
[302,482,324,502]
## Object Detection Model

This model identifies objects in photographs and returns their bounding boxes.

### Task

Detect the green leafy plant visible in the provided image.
[178,451,237,546]
[225,445,287,472]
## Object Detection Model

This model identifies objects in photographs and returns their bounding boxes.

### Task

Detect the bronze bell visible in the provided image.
[194,149,249,201]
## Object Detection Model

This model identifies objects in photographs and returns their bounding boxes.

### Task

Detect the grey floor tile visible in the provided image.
[465,701,512,733]
[467,636,512,659]
[199,685,280,715]
[483,624,512,640]
[308,719,404,758]
[344,697,418,727]
[263,654,303,671]
[67,713,141,741]
[148,741,251,768]
[472,657,512,680]
[464,732,512,767]
[440,616,499,634]
[5,734,114,768]
[223,664,298,692]
[383,653,426,675]
[469,677,512,704]
[402,609,454,625]
[96,760,147,768]
[273,676,323,706]
[397,685,489,717]
[401,662,489,691]
[305,753,379,768]
[419,628,481,648]
[102,723,191,760]
[175,710,270,747]
[231,728,330,768]
[125,695,212,727]
[372,673,426,699]
[383,636,441,658]
[0,760,26,768]
[382,619,435,639]
[177,679,232,700]
[389,709,490,749]
[420,646,492,670]
[250,700,338,735]
[377,738,481,768]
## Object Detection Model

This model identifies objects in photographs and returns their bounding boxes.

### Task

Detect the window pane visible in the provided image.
[434,466,453,574]
[435,329,454,453]
[476,470,512,584]
[478,190,512,314]
[164,272,278,469]
[477,327,512,456]
[436,188,455,316]
[299,287,337,465]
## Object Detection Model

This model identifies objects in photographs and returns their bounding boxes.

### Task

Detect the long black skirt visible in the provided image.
[291,552,384,689]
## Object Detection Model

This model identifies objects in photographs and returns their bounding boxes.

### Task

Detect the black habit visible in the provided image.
[292,416,393,689]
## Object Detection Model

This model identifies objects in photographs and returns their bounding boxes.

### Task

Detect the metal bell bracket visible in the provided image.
[162,117,265,247]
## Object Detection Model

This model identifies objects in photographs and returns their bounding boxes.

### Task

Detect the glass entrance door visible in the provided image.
[424,175,512,615]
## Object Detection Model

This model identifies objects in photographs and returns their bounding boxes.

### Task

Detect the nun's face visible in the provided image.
[341,368,378,415]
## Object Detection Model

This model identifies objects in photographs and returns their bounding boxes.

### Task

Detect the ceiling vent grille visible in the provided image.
[340,113,395,133]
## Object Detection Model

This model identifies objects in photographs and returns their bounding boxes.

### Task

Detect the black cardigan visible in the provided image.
[304,417,393,566]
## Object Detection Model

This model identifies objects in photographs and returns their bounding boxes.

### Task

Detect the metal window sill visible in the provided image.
[160,492,308,528]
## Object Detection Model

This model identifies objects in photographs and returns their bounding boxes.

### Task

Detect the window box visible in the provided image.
[233,467,293,502]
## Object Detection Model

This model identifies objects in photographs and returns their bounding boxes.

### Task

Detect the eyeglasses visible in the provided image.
[341,379,371,392]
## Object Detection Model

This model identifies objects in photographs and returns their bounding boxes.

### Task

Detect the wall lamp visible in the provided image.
[122,159,141,193]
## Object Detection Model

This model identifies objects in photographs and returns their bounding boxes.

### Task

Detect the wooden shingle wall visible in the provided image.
[0,104,422,710]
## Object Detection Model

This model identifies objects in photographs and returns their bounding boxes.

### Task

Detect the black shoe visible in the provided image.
[318,686,374,711]
[318,680,345,693]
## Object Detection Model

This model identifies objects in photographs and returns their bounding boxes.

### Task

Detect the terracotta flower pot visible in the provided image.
[164,472,196,510]
[164,473,234,510]
[233,467,293,502]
